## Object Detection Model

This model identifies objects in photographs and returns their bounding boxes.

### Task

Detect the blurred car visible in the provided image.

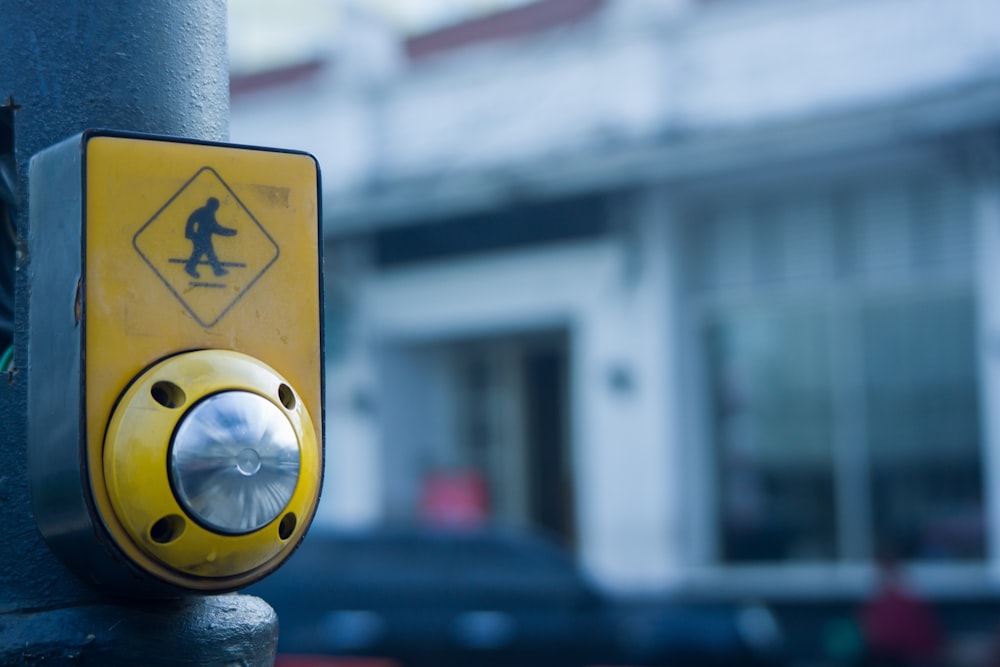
[247,527,784,667]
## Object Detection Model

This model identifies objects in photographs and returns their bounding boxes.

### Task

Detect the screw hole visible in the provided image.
[278,384,296,410]
[150,515,186,544]
[278,513,297,540]
[151,381,186,409]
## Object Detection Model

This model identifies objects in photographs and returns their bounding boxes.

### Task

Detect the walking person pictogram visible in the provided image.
[136,166,278,328]
[184,197,237,278]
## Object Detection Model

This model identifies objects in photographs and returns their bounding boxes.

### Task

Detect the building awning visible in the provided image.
[325,77,1000,237]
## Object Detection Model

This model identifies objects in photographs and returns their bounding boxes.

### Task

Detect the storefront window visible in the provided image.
[705,292,982,563]
[691,172,982,565]
[706,307,837,561]
[863,295,983,560]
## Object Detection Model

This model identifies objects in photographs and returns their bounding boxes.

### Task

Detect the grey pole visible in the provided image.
[0,1,278,663]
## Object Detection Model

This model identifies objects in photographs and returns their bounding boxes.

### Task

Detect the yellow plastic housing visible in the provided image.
[83,135,323,592]
[102,350,321,589]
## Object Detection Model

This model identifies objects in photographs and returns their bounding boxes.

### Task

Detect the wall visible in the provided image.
[230,0,1000,201]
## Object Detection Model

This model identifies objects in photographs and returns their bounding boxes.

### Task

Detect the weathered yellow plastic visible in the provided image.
[83,134,322,589]
[103,351,321,586]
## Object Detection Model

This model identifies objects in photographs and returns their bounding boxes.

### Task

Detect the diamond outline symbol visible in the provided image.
[132,166,281,328]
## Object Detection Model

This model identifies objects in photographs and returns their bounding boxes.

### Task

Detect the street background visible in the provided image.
[228,1,1000,664]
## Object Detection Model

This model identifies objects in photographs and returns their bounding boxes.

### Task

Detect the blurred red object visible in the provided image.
[419,469,489,528]
[860,557,944,664]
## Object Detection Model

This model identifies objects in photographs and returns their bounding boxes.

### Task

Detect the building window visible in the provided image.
[862,295,982,561]
[688,171,983,564]
[706,304,838,561]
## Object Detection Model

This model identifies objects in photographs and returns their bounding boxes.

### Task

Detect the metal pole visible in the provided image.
[0,1,278,663]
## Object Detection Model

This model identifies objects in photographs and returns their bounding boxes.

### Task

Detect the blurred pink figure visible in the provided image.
[419,469,490,529]
[860,554,944,666]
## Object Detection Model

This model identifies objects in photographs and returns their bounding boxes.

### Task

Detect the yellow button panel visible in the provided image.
[83,134,323,589]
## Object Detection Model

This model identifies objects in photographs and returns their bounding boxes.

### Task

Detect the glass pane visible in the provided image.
[706,307,837,562]
[862,294,984,561]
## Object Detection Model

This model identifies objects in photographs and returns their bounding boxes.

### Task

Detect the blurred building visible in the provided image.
[231,0,1000,607]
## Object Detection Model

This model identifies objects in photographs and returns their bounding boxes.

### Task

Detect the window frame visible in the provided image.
[676,164,992,594]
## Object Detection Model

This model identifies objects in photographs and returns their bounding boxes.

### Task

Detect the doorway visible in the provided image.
[380,329,576,548]
[451,330,575,547]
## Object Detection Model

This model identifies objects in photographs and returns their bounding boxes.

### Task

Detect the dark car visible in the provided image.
[247,527,783,667]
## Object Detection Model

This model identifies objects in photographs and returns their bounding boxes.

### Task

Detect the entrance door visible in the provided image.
[451,331,575,548]
[522,339,575,547]
[380,330,576,548]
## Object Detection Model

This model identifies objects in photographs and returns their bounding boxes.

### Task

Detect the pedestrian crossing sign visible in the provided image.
[133,166,280,328]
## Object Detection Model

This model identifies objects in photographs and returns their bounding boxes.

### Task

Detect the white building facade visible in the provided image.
[232,0,1000,599]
